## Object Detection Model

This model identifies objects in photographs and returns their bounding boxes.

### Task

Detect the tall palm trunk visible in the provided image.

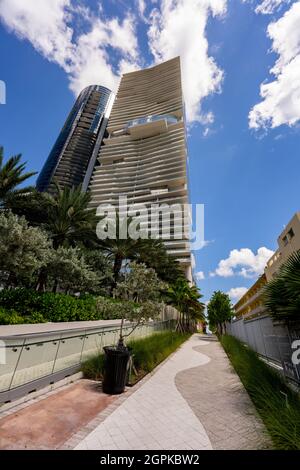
[111,253,123,293]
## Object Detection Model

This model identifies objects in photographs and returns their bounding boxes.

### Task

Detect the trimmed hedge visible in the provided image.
[0,288,98,323]
[0,288,146,325]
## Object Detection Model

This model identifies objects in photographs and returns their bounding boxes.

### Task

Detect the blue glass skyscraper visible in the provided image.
[36,85,114,192]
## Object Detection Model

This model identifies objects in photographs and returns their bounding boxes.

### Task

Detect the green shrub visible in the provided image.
[0,288,98,322]
[221,335,300,450]
[0,308,24,324]
[0,307,48,325]
[24,312,47,324]
[0,288,132,324]
[81,330,190,383]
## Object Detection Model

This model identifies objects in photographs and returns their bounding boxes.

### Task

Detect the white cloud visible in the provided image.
[147,0,227,123]
[212,247,274,278]
[68,12,139,94]
[0,0,74,68]
[0,0,140,95]
[0,0,228,124]
[251,0,290,15]
[195,271,205,280]
[137,0,148,22]
[249,1,300,129]
[227,287,248,302]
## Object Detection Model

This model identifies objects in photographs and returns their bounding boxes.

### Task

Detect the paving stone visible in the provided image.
[74,335,273,450]
[175,337,273,450]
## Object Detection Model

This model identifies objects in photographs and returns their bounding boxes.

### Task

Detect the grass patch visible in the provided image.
[220,334,300,450]
[81,353,105,381]
[128,330,191,383]
[81,330,191,385]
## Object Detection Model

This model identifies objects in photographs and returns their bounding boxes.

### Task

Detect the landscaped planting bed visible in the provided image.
[221,334,300,450]
[82,330,191,385]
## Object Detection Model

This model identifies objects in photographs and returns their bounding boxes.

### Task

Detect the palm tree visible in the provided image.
[43,184,98,249]
[97,214,141,289]
[36,184,98,291]
[97,215,182,290]
[186,284,206,329]
[135,239,185,284]
[4,188,51,225]
[166,279,205,332]
[263,250,300,322]
[0,146,36,206]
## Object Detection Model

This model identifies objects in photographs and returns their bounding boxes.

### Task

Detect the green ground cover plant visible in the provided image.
[221,334,300,450]
[81,330,190,384]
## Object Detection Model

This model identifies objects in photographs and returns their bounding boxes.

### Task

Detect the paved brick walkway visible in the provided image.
[0,381,117,450]
[74,335,272,450]
[176,337,272,449]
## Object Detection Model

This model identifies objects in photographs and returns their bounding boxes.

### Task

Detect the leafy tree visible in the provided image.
[46,247,100,294]
[113,262,165,346]
[0,146,36,206]
[0,211,50,286]
[82,249,114,295]
[263,250,300,322]
[207,290,233,335]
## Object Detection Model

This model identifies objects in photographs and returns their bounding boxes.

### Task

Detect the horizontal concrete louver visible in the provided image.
[89,57,192,280]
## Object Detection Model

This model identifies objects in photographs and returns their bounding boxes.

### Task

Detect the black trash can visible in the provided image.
[102,346,131,394]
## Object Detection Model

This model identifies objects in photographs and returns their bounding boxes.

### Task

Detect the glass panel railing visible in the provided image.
[101,329,118,349]
[0,339,24,392]
[0,320,171,395]
[10,335,60,389]
[53,334,84,373]
[81,332,103,361]
[126,114,178,129]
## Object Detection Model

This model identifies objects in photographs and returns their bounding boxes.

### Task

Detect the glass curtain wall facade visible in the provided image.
[36,85,114,192]
[88,58,192,280]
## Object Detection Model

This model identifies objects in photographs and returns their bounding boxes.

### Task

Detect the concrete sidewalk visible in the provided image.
[71,335,272,450]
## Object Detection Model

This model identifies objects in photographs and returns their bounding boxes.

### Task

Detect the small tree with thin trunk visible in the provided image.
[113,262,165,348]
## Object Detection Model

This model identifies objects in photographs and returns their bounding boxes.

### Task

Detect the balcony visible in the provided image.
[126,114,179,139]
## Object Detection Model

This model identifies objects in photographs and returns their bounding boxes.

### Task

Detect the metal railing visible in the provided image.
[227,315,300,386]
[0,320,172,403]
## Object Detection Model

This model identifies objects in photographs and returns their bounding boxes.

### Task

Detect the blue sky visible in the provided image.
[1,0,300,303]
